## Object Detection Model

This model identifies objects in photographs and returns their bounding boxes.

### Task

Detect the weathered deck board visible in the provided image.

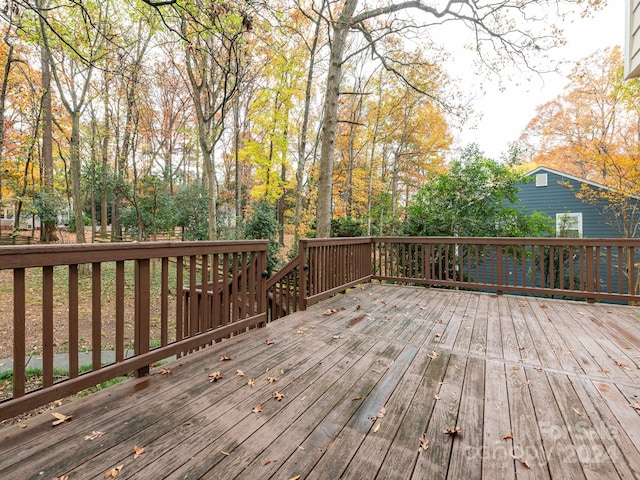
[1,283,639,479]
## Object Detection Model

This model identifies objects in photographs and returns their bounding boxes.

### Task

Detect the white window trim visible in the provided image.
[556,212,583,238]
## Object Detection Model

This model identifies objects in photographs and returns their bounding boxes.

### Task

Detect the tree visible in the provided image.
[521,47,640,238]
[403,145,553,238]
[315,0,601,237]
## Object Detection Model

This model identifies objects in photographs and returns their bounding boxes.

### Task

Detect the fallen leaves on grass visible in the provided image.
[103,465,124,478]
[51,412,72,426]
[133,445,145,459]
[208,371,223,382]
[252,405,263,413]
[84,430,105,441]
[272,391,284,401]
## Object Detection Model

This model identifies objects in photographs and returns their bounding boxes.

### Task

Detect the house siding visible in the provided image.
[514,169,623,238]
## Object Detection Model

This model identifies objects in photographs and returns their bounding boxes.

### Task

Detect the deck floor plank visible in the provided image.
[1,284,639,480]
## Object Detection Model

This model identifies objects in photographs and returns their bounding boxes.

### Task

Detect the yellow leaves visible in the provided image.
[51,412,72,426]
[221,450,231,456]
[103,465,123,478]
[17,423,27,429]
[289,476,301,480]
[373,422,381,433]
[53,476,69,480]
[209,371,223,382]
[133,445,145,459]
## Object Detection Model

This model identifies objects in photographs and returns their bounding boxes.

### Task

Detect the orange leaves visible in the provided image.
[419,435,429,452]
[443,425,461,437]
[272,391,284,401]
[267,376,278,384]
[220,355,232,361]
[133,445,145,459]
[247,378,256,388]
[160,368,171,375]
[209,371,224,382]
[103,465,123,478]
[236,370,245,377]
[252,405,263,414]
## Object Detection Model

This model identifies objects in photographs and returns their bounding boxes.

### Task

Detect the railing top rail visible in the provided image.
[300,237,372,247]
[0,240,269,269]
[372,236,640,247]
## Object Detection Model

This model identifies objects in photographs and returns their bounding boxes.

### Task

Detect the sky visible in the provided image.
[440,1,625,161]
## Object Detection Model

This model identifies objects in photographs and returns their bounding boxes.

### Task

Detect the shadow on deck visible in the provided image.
[1,283,639,479]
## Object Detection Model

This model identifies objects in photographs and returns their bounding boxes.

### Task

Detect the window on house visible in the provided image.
[536,173,548,187]
[556,212,582,238]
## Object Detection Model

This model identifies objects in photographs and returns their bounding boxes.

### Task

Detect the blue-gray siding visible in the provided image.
[514,170,623,238]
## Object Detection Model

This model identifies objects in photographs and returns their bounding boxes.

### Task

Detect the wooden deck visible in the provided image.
[1,283,640,479]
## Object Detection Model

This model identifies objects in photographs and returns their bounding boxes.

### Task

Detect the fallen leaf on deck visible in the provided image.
[332,334,342,339]
[534,366,542,372]
[252,405,263,413]
[436,319,443,323]
[599,369,610,374]
[519,302,527,307]
[220,355,232,361]
[289,476,301,480]
[427,350,439,359]
[236,370,245,377]
[434,394,441,400]
[356,305,361,310]
[221,451,230,456]
[503,434,513,439]
[512,366,520,371]
[540,303,548,308]
[264,460,271,465]
[615,360,632,370]
[17,423,26,429]
[133,445,145,459]
[323,309,338,316]
[296,329,305,334]
[513,455,532,469]
[419,435,429,452]
[373,422,381,433]
[84,430,105,440]
[264,339,274,345]
[631,402,640,410]
[434,333,441,338]
[160,368,171,375]
[209,371,223,382]
[352,396,362,401]
[103,465,124,478]
[272,391,284,401]
[51,412,72,426]
[444,425,461,436]
[248,378,256,387]
[347,314,367,327]
[268,376,278,383]
[368,406,386,421]
[53,476,69,480]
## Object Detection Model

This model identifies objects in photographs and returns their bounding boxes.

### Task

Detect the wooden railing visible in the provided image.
[0,241,267,421]
[373,237,640,303]
[266,238,373,321]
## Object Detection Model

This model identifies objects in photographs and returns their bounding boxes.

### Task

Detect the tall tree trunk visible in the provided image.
[0,22,15,215]
[316,0,359,238]
[70,112,86,243]
[294,0,325,243]
[40,44,57,242]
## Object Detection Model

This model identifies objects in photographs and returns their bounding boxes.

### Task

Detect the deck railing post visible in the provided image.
[135,258,151,377]
[299,239,308,310]
[586,246,595,303]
